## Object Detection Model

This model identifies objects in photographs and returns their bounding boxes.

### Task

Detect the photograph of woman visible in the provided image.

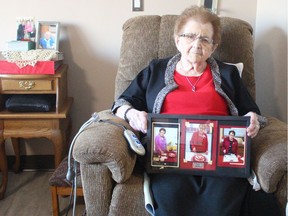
[154,128,168,156]
[222,130,239,156]
[190,123,208,153]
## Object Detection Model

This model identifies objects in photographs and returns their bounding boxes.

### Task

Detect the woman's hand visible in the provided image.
[127,109,148,134]
[115,105,148,134]
[245,112,260,138]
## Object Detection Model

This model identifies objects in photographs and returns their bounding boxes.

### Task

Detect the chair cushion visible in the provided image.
[49,156,82,188]
[109,172,149,216]
[73,110,137,183]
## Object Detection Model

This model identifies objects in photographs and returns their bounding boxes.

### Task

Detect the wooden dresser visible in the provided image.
[0,64,73,199]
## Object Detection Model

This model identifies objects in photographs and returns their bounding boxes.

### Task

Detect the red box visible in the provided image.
[0,60,62,75]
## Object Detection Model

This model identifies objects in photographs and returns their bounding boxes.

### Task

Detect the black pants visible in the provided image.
[150,174,281,216]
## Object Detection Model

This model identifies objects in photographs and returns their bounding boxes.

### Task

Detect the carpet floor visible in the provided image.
[0,171,85,216]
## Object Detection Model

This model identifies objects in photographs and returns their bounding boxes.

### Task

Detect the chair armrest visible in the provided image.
[251,116,287,193]
[72,110,138,183]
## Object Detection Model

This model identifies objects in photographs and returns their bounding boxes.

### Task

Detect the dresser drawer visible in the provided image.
[1,79,54,92]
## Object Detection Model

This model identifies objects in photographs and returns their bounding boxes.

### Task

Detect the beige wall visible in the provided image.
[254,0,287,122]
[0,0,286,155]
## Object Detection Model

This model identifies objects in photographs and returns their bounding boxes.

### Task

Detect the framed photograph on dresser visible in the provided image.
[16,17,36,41]
[36,21,60,50]
[146,114,251,178]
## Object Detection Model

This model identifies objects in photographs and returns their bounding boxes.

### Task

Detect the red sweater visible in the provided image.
[161,65,229,116]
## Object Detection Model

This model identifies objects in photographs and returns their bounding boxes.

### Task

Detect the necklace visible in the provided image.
[185,74,203,92]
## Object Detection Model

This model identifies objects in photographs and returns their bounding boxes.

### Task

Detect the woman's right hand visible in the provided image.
[115,105,148,134]
[127,109,148,134]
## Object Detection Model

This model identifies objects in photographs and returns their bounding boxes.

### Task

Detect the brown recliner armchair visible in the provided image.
[73,15,287,216]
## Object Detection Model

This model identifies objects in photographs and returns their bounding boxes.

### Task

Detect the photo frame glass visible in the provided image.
[36,21,60,50]
[146,114,251,178]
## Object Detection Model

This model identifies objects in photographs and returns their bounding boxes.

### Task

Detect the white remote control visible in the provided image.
[124,129,146,156]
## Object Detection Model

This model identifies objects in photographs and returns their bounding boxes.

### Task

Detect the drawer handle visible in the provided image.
[19,81,36,90]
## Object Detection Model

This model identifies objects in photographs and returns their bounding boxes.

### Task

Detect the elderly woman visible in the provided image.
[222,130,239,156]
[190,124,208,153]
[112,5,280,216]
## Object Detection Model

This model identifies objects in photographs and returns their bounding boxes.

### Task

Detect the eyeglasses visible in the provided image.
[179,33,214,46]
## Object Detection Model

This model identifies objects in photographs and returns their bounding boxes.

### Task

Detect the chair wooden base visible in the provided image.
[50,185,83,216]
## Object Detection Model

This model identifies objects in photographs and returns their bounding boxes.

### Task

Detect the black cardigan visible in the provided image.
[112,54,261,117]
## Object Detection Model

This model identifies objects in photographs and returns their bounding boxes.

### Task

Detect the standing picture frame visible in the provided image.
[146,114,251,178]
[36,21,60,50]
[16,17,36,41]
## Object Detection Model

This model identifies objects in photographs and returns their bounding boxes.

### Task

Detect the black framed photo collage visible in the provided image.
[146,114,251,178]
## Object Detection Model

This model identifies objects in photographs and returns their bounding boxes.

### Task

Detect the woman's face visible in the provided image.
[175,19,217,64]
[228,132,235,141]
[159,130,166,137]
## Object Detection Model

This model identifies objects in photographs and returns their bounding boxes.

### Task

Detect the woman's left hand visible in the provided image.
[245,112,260,138]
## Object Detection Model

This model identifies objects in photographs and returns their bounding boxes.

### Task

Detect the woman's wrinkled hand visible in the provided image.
[126,109,148,134]
[116,106,148,133]
[245,112,260,138]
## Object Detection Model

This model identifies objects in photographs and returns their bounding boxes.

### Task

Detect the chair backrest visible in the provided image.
[115,15,255,100]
